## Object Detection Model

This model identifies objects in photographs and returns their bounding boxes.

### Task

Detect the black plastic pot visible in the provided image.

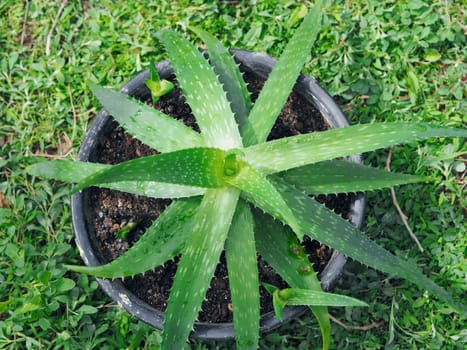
[71,50,365,340]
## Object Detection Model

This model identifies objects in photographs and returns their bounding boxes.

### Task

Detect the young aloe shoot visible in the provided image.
[115,220,137,240]
[145,60,174,103]
[263,283,368,321]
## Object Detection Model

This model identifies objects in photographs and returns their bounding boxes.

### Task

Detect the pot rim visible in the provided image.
[71,49,366,341]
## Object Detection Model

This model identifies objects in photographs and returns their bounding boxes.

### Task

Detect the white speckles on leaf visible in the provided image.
[90,84,203,152]
[162,188,240,349]
[73,148,228,193]
[65,200,200,278]
[267,177,466,314]
[244,122,467,174]
[242,3,323,146]
[281,160,429,195]
[155,30,242,149]
[225,202,260,349]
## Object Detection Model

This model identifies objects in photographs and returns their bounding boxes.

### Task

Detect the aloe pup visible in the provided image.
[145,60,174,104]
[28,1,466,349]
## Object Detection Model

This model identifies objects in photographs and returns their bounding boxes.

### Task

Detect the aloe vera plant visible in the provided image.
[28,1,466,349]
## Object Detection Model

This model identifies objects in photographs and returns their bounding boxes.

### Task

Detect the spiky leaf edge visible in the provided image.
[241,0,323,146]
[244,122,467,174]
[161,188,240,349]
[254,210,332,350]
[72,147,228,193]
[65,199,200,278]
[249,177,467,314]
[189,26,252,129]
[90,84,203,153]
[26,159,205,198]
[280,160,430,195]
[155,30,242,149]
[225,201,259,349]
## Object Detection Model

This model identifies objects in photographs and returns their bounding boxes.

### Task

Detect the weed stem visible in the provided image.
[385,147,424,252]
[45,0,69,56]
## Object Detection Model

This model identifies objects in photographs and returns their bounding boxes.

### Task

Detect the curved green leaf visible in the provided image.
[280,160,430,194]
[65,198,200,278]
[190,26,252,129]
[155,30,242,149]
[90,84,203,153]
[268,176,467,315]
[72,148,228,193]
[264,283,366,321]
[244,123,467,174]
[254,210,331,350]
[27,159,109,181]
[225,201,259,350]
[276,287,368,307]
[241,0,323,146]
[162,188,240,349]
[27,160,206,198]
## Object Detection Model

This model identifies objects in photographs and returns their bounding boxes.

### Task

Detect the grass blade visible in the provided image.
[72,148,227,193]
[279,160,430,194]
[190,27,252,129]
[225,201,259,350]
[90,84,203,153]
[241,0,323,146]
[254,210,332,350]
[65,199,200,278]
[155,30,242,149]
[27,160,205,198]
[162,188,240,349]
[269,176,467,314]
[244,122,467,174]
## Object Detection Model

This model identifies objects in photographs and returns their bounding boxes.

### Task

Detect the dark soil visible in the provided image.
[84,69,353,323]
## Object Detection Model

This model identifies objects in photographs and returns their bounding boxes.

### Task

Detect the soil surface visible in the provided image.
[84,69,353,323]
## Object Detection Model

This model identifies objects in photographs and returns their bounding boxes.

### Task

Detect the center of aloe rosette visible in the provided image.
[223,150,243,177]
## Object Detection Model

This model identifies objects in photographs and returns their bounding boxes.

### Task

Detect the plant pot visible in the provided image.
[71,50,365,340]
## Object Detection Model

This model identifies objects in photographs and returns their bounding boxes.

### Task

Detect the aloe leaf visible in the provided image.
[27,159,109,181]
[65,199,200,278]
[72,147,227,193]
[277,288,368,307]
[263,283,287,321]
[189,26,252,129]
[155,30,242,149]
[267,177,467,314]
[244,122,467,174]
[280,160,430,195]
[227,160,302,239]
[254,210,331,350]
[241,0,323,146]
[90,84,203,153]
[162,188,240,349]
[265,283,366,321]
[27,160,206,198]
[225,200,259,350]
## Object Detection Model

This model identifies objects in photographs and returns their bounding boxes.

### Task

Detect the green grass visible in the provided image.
[1,0,465,349]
